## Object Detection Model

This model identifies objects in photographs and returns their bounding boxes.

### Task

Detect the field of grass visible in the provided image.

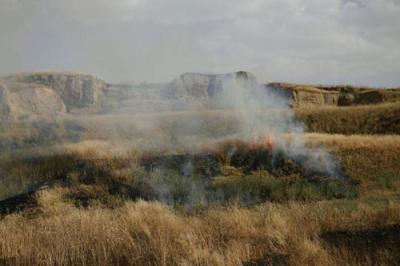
[295,102,400,134]
[305,134,400,193]
[0,132,399,265]
[1,100,400,265]
[0,187,399,265]
[1,102,399,151]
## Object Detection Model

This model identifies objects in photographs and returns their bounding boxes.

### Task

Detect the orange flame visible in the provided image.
[249,134,275,150]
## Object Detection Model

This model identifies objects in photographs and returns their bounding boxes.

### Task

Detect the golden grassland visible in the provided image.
[0,133,400,265]
[60,133,400,195]
[1,133,399,201]
[63,102,400,140]
[1,101,400,265]
[1,102,399,153]
[295,102,400,134]
[0,188,399,265]
[305,133,400,194]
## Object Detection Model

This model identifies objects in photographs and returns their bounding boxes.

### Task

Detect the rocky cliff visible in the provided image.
[5,72,108,111]
[0,72,108,122]
[164,71,258,101]
[267,83,340,107]
[2,82,66,122]
[1,71,399,123]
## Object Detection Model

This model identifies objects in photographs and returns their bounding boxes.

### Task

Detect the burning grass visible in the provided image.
[1,133,399,204]
[0,134,360,206]
[0,133,399,264]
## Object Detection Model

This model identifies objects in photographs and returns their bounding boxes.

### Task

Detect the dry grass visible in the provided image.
[1,128,400,264]
[1,132,399,201]
[303,133,400,194]
[0,187,399,265]
[1,102,398,157]
[304,133,400,149]
[295,102,400,134]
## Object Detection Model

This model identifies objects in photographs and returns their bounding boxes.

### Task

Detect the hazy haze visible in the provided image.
[1,0,399,86]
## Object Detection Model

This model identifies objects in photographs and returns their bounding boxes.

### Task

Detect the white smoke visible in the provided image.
[212,73,344,178]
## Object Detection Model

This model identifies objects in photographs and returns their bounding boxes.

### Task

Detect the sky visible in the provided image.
[1,0,399,86]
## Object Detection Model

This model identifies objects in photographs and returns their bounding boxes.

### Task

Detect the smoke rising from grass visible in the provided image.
[112,72,348,208]
[163,72,344,177]
[0,71,349,206]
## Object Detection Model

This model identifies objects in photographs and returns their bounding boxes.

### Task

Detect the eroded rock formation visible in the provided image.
[164,71,258,101]
[0,72,108,122]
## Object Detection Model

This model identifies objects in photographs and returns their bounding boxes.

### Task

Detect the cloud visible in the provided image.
[0,0,399,86]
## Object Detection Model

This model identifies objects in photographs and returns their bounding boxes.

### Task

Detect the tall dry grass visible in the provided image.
[295,102,400,134]
[303,133,400,194]
[1,133,399,265]
[1,188,399,265]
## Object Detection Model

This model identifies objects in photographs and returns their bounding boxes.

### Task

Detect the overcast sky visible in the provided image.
[1,0,399,86]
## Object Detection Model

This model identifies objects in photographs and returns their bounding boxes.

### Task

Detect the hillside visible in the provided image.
[1,71,400,154]
[295,102,400,134]
[268,82,400,107]
[2,71,400,126]
[0,72,108,122]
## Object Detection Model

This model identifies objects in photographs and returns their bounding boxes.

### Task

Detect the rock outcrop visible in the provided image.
[0,72,108,122]
[164,71,258,101]
[267,83,340,107]
[5,72,108,111]
[0,81,11,122]
[1,71,398,123]
[4,82,66,122]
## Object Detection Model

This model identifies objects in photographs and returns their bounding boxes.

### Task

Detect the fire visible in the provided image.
[266,134,274,150]
[249,134,275,150]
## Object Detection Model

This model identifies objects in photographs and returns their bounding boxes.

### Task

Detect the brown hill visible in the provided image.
[267,82,400,107]
[295,102,400,134]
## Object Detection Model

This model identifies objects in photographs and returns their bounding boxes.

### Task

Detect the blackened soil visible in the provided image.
[140,153,222,177]
[0,190,37,216]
